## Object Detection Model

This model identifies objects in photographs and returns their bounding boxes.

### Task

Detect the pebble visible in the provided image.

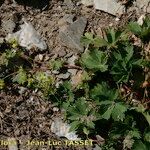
[38,54,43,61]
[57,72,70,79]
[68,69,78,76]
[53,107,59,112]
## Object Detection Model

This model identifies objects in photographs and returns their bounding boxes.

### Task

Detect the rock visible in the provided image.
[137,15,146,26]
[38,54,43,61]
[68,69,78,76]
[55,80,63,88]
[0,0,4,7]
[51,118,80,140]
[63,14,75,24]
[52,107,59,112]
[115,17,120,22]
[93,0,125,16]
[59,17,87,52]
[67,55,78,65]
[18,87,27,95]
[5,20,47,51]
[52,70,60,75]
[96,135,105,145]
[81,0,93,6]
[57,72,70,79]
[136,0,150,13]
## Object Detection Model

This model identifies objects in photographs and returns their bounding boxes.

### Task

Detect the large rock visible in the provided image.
[6,20,47,51]
[136,0,150,13]
[94,0,125,16]
[51,118,80,140]
[81,0,93,6]
[59,17,87,53]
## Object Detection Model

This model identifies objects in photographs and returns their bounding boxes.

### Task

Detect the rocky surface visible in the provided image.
[59,17,87,53]
[136,0,150,13]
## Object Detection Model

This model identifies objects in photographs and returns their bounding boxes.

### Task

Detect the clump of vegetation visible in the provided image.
[0,16,150,149]
[53,16,150,149]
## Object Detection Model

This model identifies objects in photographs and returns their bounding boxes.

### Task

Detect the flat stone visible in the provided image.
[94,0,125,16]
[136,0,150,13]
[81,0,93,6]
[68,69,78,76]
[52,70,60,75]
[59,17,87,53]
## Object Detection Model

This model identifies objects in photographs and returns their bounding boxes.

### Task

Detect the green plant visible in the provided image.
[128,16,150,42]
[33,71,55,97]
[110,45,142,83]
[81,49,108,72]
[48,59,64,70]
[67,98,98,132]
[0,79,5,89]
[53,17,150,149]
[13,66,27,85]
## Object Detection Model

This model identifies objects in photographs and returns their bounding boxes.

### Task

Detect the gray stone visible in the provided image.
[137,15,146,26]
[57,72,70,79]
[52,70,60,75]
[18,87,27,95]
[68,69,78,76]
[63,14,75,24]
[67,55,78,65]
[136,0,150,13]
[6,20,47,51]
[81,0,93,6]
[94,0,125,16]
[51,117,80,140]
[59,17,87,52]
